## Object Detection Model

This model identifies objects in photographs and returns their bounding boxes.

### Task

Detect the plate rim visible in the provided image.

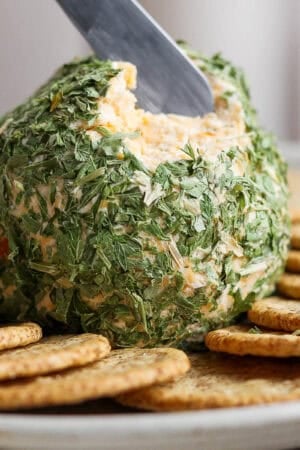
[1,401,300,435]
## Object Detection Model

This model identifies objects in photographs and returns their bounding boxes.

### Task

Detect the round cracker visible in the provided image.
[277,273,300,299]
[291,209,300,224]
[291,224,300,250]
[0,347,190,410]
[117,352,300,411]
[0,334,110,381]
[205,324,300,357]
[0,322,42,351]
[286,250,300,273]
[248,296,300,332]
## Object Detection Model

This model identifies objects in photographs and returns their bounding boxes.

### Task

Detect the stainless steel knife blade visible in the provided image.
[56,0,213,116]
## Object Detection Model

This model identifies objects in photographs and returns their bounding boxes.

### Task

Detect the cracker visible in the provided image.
[0,347,190,409]
[117,352,300,411]
[291,209,300,224]
[286,250,300,273]
[0,334,110,381]
[248,296,300,332]
[291,224,300,250]
[205,324,300,357]
[0,323,42,351]
[277,273,300,299]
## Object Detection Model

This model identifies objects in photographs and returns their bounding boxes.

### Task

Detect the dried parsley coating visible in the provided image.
[0,48,289,347]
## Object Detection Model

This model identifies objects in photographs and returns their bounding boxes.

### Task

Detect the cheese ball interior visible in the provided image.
[0,45,289,347]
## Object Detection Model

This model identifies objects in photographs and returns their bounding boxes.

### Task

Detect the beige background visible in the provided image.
[0,0,299,141]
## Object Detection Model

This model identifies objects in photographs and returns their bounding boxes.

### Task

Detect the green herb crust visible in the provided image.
[0,48,289,347]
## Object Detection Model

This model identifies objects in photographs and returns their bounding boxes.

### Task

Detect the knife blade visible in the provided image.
[56,0,213,116]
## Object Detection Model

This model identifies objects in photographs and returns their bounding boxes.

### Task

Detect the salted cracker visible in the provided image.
[0,334,110,381]
[0,347,190,409]
[205,324,300,357]
[248,297,300,332]
[291,224,300,250]
[277,273,300,299]
[117,352,300,411]
[0,323,42,351]
[286,250,300,273]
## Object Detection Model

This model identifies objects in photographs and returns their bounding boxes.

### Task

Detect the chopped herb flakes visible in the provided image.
[0,48,289,347]
[248,326,263,334]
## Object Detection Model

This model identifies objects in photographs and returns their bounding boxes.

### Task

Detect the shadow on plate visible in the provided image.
[3,398,142,415]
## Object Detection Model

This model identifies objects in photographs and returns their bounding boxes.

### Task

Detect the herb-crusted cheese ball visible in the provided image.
[0,46,289,347]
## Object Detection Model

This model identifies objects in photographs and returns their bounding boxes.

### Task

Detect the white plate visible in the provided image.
[1,401,300,450]
[0,142,298,450]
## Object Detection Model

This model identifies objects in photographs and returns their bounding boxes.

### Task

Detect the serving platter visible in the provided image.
[0,143,298,450]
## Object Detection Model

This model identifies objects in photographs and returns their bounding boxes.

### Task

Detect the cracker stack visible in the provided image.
[0,325,190,410]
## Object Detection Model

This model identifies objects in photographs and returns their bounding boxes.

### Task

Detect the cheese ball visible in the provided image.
[0,46,289,347]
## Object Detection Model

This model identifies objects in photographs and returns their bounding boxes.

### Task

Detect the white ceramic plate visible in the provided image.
[0,143,298,450]
[1,401,300,450]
